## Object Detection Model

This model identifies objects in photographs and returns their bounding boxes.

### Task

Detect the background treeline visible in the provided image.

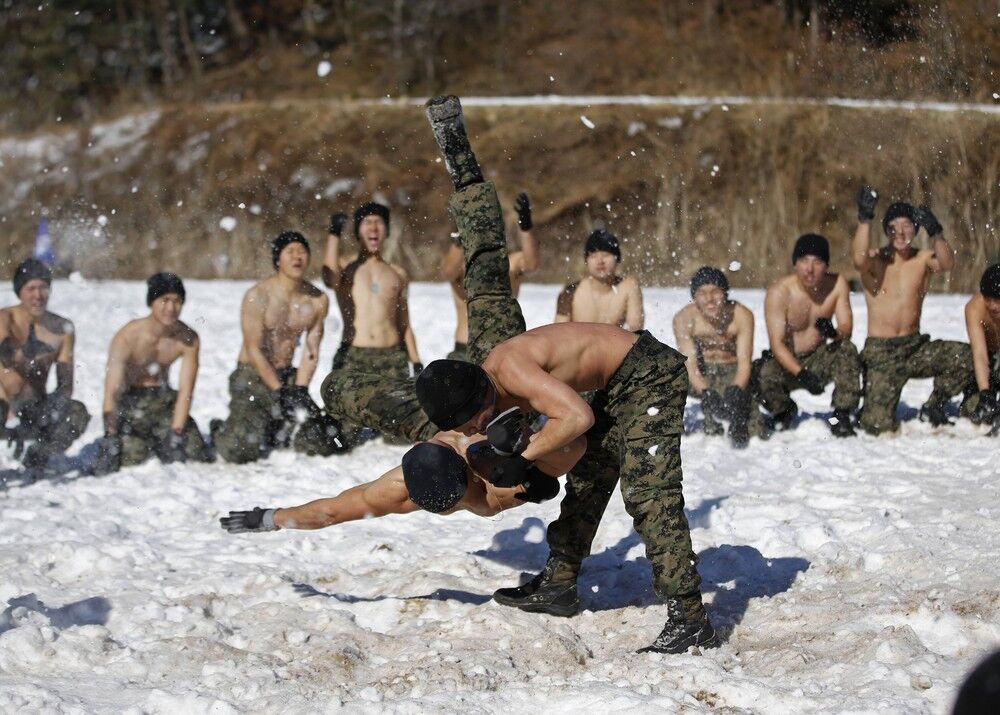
[1,0,996,131]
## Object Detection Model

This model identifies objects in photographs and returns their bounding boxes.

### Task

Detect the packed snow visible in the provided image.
[1,280,998,713]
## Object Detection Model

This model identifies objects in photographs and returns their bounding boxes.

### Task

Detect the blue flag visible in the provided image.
[33,218,57,267]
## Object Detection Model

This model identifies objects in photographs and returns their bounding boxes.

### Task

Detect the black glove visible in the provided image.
[5,426,25,460]
[277,386,321,424]
[485,406,529,456]
[724,384,749,414]
[797,368,825,395]
[328,212,348,236]
[913,205,943,237]
[410,362,424,377]
[219,507,279,534]
[515,471,560,503]
[93,434,123,476]
[815,317,839,341]
[857,185,878,222]
[514,192,532,231]
[160,430,187,464]
[701,388,724,416]
[971,390,998,425]
[467,442,534,488]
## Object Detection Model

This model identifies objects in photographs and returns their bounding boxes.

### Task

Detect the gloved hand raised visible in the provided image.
[815,317,839,341]
[913,205,943,237]
[220,507,279,534]
[276,385,321,424]
[797,368,825,395]
[514,192,532,231]
[328,212,348,236]
[857,185,878,222]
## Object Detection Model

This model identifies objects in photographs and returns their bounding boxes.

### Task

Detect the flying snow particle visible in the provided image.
[219,216,237,232]
[647,406,660,416]
[317,60,332,78]
[97,215,109,227]
[729,260,742,272]
[993,93,999,100]
[648,445,659,456]
[238,202,246,209]
[580,115,596,129]
[249,204,262,215]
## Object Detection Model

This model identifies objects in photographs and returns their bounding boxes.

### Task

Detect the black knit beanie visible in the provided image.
[690,266,729,297]
[416,359,492,431]
[13,258,52,296]
[271,231,310,269]
[353,202,391,236]
[584,230,621,261]
[980,264,1000,299]
[792,234,830,264]
[402,442,468,513]
[882,202,919,235]
[147,272,186,306]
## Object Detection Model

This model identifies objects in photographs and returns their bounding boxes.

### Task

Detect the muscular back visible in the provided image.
[238,278,327,369]
[336,256,407,348]
[858,248,935,338]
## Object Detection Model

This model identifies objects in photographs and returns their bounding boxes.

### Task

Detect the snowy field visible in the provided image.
[1,279,998,714]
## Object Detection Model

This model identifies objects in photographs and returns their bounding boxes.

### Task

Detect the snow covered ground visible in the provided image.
[1,279,998,713]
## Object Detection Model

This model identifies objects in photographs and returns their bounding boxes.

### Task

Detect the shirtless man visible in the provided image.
[961,264,1000,431]
[94,273,209,474]
[323,203,421,375]
[440,191,538,360]
[852,187,973,433]
[756,234,860,437]
[0,259,89,471]
[413,95,714,655]
[673,266,759,446]
[212,232,344,462]
[554,230,643,329]
[220,426,585,533]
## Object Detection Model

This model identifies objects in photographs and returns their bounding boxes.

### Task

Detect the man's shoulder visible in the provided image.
[300,281,326,300]
[673,302,697,320]
[172,320,200,347]
[388,262,408,281]
[41,310,72,335]
[766,274,793,297]
[732,301,754,320]
[560,280,580,294]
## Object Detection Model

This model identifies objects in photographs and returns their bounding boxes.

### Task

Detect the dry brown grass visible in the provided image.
[1,100,998,292]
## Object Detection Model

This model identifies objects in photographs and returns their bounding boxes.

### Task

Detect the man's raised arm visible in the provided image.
[915,206,954,273]
[220,466,420,534]
[852,185,879,274]
[321,212,347,289]
[513,192,540,274]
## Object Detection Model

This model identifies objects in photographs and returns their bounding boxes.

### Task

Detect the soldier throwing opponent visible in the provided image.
[212,232,344,462]
[413,96,715,654]
[0,259,89,472]
[852,187,973,433]
[757,234,860,436]
[94,273,210,473]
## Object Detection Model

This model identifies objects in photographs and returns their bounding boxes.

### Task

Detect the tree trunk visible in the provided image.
[224,0,251,51]
[808,0,819,55]
[176,0,202,79]
[151,0,179,85]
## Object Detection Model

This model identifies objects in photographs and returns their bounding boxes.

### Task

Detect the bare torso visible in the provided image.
[114,317,198,388]
[674,302,740,364]
[485,323,639,401]
[0,307,72,404]
[451,250,526,344]
[768,273,841,354]
[336,256,407,348]
[968,297,1000,355]
[238,277,326,368]
[859,248,934,338]
[557,275,634,327]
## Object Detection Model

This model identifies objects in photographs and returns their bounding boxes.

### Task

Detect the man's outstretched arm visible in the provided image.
[220,466,419,533]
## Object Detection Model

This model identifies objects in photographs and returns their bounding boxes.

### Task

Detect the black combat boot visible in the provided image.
[770,406,796,432]
[425,95,484,190]
[492,557,579,617]
[638,598,719,654]
[829,409,856,438]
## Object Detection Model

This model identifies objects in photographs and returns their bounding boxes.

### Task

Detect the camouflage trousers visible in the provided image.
[322,181,525,441]
[213,364,342,463]
[960,352,999,419]
[117,386,209,466]
[756,339,862,415]
[327,344,412,446]
[446,341,470,362]
[15,394,90,462]
[690,361,766,437]
[547,331,704,618]
[858,334,974,434]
